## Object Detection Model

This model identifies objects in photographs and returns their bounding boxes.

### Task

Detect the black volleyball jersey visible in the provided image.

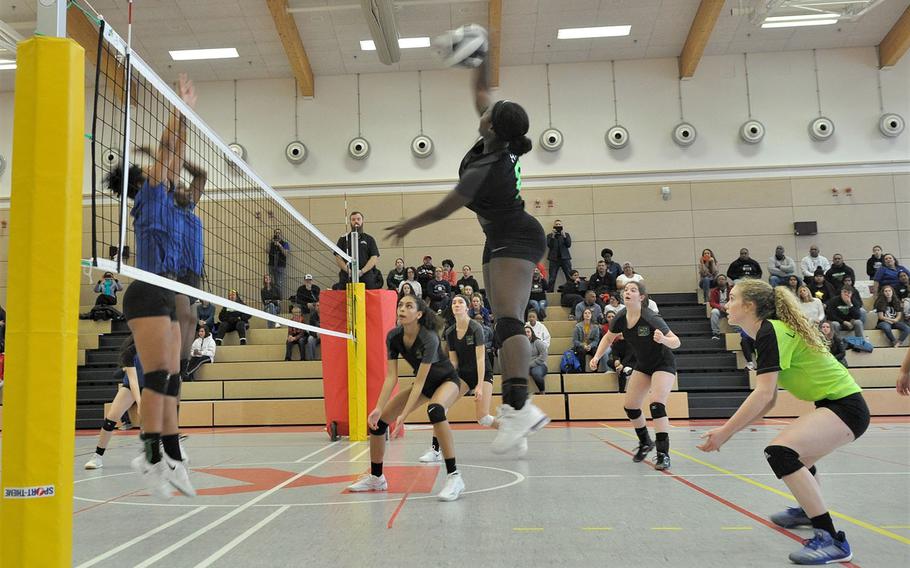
[457,139,525,220]
[609,307,675,368]
[386,325,445,373]
[445,320,492,380]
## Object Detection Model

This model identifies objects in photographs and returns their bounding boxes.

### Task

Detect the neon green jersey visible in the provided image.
[754,319,861,402]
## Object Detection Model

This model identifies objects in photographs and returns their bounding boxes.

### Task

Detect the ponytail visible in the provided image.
[412,296,439,332]
[509,135,532,156]
[736,279,826,352]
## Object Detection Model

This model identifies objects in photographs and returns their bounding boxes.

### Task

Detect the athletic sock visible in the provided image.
[431,436,440,452]
[634,427,652,445]
[141,432,162,464]
[371,462,383,478]
[95,446,106,456]
[655,432,669,454]
[502,378,528,410]
[444,457,457,475]
[162,434,183,461]
[810,512,837,538]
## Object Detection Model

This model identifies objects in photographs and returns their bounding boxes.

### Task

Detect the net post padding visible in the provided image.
[347,283,367,441]
[1,37,84,567]
[321,289,397,439]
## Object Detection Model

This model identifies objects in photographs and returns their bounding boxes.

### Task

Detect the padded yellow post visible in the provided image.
[347,283,367,441]
[1,37,84,567]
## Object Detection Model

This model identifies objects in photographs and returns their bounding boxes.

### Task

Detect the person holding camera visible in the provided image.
[267,229,290,296]
[546,220,573,290]
[94,272,123,306]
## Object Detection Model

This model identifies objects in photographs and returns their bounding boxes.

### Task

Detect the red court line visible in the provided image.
[73,488,144,515]
[835,447,910,468]
[387,474,421,529]
[598,437,862,568]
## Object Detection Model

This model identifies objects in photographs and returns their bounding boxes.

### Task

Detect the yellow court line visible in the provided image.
[599,424,910,546]
[512,528,544,532]
[881,525,910,529]
[721,527,754,531]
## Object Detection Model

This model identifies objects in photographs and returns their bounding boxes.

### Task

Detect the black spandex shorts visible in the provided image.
[481,212,546,264]
[419,361,462,399]
[176,271,200,291]
[123,280,177,322]
[815,392,870,440]
[458,370,494,391]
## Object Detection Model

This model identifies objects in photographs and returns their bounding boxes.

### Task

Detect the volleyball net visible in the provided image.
[88,19,352,339]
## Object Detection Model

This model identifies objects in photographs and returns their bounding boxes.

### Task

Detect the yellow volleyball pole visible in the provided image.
[347,282,367,441]
[0,36,84,567]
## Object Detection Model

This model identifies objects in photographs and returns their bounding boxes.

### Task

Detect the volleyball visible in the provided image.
[433,24,488,68]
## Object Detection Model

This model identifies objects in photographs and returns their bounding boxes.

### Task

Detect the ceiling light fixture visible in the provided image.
[360,37,431,51]
[764,13,839,22]
[169,48,239,61]
[557,25,631,39]
[761,19,838,28]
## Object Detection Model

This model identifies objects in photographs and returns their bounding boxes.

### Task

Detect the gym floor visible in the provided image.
[63,419,909,567]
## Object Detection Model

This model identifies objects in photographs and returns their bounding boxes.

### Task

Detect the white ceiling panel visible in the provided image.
[1,0,907,86]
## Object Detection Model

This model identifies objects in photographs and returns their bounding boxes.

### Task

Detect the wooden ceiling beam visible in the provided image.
[267,0,315,97]
[678,0,724,78]
[488,0,502,88]
[879,5,910,68]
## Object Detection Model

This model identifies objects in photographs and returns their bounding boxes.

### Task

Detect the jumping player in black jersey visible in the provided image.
[386,51,548,454]
[347,296,468,501]
[590,281,680,470]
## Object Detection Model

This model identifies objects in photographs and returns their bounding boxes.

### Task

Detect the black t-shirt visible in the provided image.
[386,325,445,374]
[295,284,321,305]
[268,239,288,267]
[445,320,492,380]
[387,268,407,290]
[428,279,451,301]
[261,286,281,305]
[456,140,525,221]
[530,277,547,301]
[609,307,674,370]
[416,264,436,286]
[335,231,380,273]
[588,271,616,295]
[895,282,910,300]
[456,276,480,294]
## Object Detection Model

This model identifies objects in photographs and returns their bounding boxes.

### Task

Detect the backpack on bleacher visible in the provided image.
[560,349,582,374]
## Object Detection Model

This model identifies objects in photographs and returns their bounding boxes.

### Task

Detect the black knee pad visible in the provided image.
[624,407,642,420]
[102,418,117,432]
[165,373,182,397]
[649,402,667,420]
[427,403,447,424]
[369,419,388,436]
[142,370,170,395]
[493,317,526,349]
[764,445,804,479]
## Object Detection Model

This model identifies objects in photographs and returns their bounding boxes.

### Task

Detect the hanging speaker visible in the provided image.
[605,125,630,150]
[227,142,247,160]
[102,147,119,166]
[539,128,563,152]
[348,137,370,160]
[879,113,905,138]
[411,135,434,158]
[808,117,834,141]
[285,141,307,164]
[740,119,765,144]
[672,122,697,147]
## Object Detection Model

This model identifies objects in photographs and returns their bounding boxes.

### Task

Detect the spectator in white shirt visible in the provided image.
[526,309,551,350]
[796,285,825,326]
[800,244,830,284]
[615,262,643,290]
[767,245,797,287]
[186,326,216,380]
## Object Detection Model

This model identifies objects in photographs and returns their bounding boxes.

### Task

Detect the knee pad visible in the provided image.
[649,402,667,420]
[142,370,170,395]
[427,403,447,424]
[102,418,117,432]
[493,317,526,349]
[764,445,804,479]
[369,419,389,436]
[165,373,182,397]
[624,407,642,420]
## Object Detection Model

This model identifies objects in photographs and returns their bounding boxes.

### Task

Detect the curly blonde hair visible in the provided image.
[735,279,827,352]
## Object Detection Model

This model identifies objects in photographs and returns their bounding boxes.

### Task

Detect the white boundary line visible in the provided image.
[193,505,290,568]
[75,506,208,568]
[348,445,371,462]
[294,440,341,463]
[92,259,351,339]
[132,444,352,568]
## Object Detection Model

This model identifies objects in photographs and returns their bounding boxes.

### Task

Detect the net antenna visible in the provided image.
[89,14,352,338]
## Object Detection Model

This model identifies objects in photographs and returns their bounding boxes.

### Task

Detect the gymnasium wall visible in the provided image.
[0,171,906,306]
[0,46,909,198]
